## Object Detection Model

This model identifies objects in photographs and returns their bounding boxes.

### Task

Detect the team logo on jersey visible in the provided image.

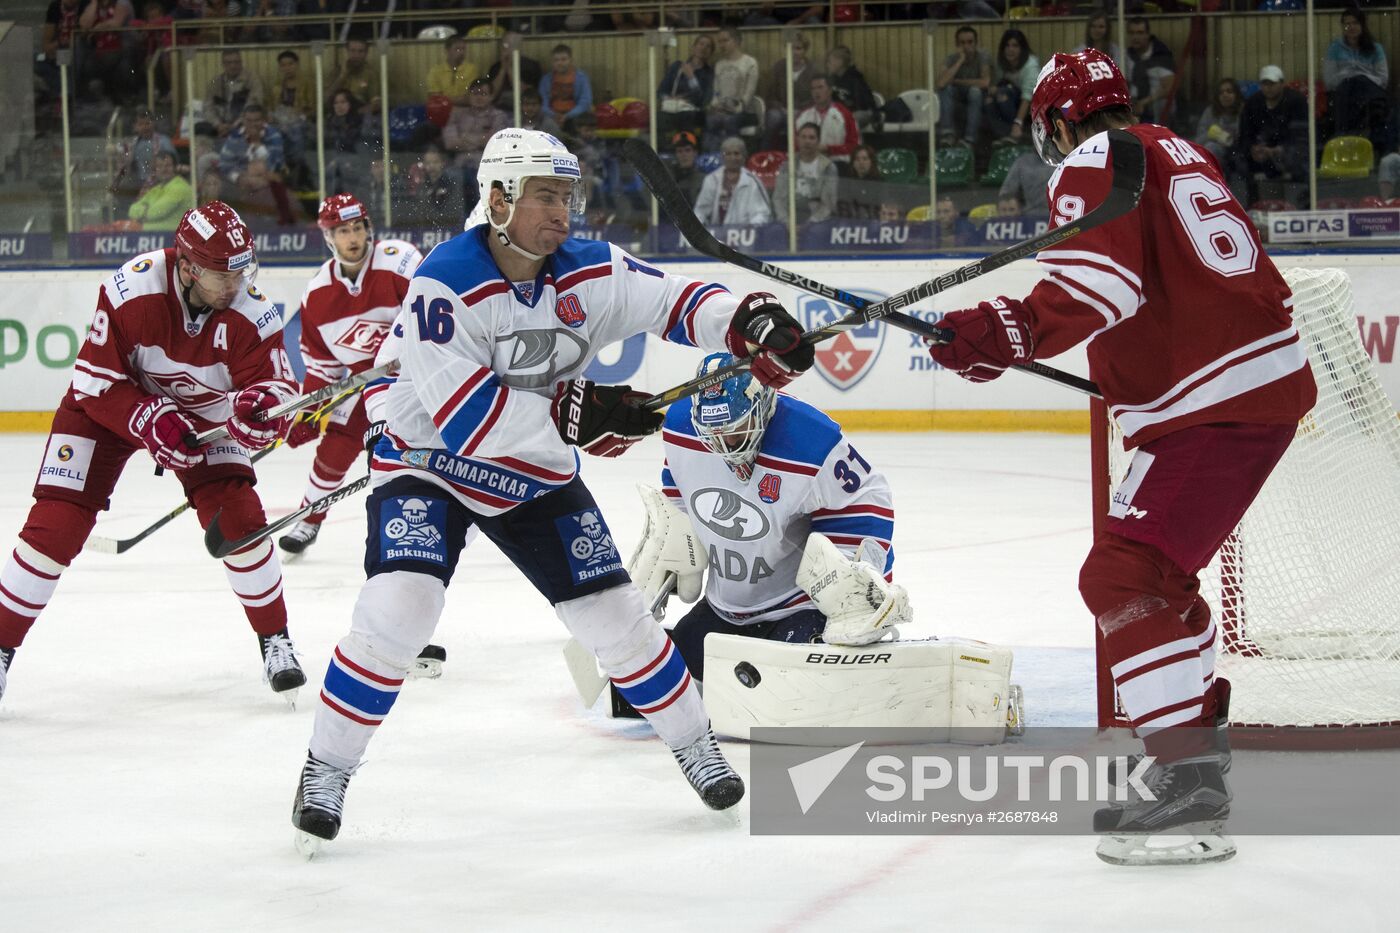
[144,369,225,414]
[689,488,771,542]
[56,444,74,462]
[797,292,888,391]
[555,293,586,328]
[130,258,153,273]
[381,496,447,565]
[556,509,623,584]
[334,319,392,354]
[38,433,94,492]
[498,328,589,389]
[384,245,399,255]
[757,473,781,503]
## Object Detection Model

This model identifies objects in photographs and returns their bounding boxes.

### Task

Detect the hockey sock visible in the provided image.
[557,586,707,749]
[193,480,287,636]
[1183,596,1216,689]
[299,430,363,527]
[0,500,96,647]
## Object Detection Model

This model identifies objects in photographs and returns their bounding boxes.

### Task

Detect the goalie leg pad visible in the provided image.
[556,584,707,749]
[702,634,1018,744]
[796,533,910,646]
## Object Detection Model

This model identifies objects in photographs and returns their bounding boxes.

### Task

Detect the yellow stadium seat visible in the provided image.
[906,205,932,222]
[611,97,644,110]
[468,24,505,39]
[969,203,998,225]
[1319,135,1374,179]
[1008,6,1035,18]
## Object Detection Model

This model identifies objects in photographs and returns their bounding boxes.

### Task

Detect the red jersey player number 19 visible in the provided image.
[0,202,308,709]
[927,50,1317,866]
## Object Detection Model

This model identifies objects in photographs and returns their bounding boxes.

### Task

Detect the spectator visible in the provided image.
[486,31,542,111]
[658,34,715,138]
[427,35,479,109]
[131,0,174,98]
[270,49,314,176]
[245,0,299,44]
[127,151,192,230]
[220,103,286,184]
[408,145,464,226]
[110,109,176,204]
[39,0,83,98]
[760,31,816,150]
[999,149,1053,215]
[1378,148,1400,199]
[207,49,265,137]
[825,45,875,127]
[191,120,221,181]
[987,29,1040,144]
[667,131,706,208]
[694,137,773,226]
[997,193,1022,218]
[197,169,225,207]
[517,88,561,135]
[796,74,860,163]
[774,122,838,225]
[936,25,992,148]
[1324,8,1391,150]
[330,38,380,116]
[233,157,296,226]
[877,200,903,224]
[443,79,509,175]
[567,112,607,210]
[325,90,379,194]
[705,27,759,151]
[1076,12,1122,64]
[836,143,882,220]
[1125,17,1176,125]
[1234,65,1309,203]
[78,0,135,101]
[1195,78,1243,165]
[934,196,977,248]
[539,44,593,123]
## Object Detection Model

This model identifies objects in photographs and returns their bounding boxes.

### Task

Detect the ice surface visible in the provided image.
[1,432,1390,931]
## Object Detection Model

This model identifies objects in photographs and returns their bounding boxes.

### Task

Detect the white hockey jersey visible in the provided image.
[372,226,742,515]
[661,394,895,625]
[297,238,421,388]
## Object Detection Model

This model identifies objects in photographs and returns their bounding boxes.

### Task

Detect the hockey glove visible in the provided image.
[551,379,664,458]
[724,291,814,389]
[282,412,324,449]
[129,395,206,471]
[927,297,1035,383]
[226,382,295,450]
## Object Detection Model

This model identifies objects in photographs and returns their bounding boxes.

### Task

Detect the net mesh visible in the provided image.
[1105,268,1400,729]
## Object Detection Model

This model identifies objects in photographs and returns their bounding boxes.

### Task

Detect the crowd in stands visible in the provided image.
[26,3,1400,242]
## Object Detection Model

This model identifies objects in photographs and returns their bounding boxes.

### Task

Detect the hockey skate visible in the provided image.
[0,646,13,706]
[259,629,307,706]
[672,727,745,811]
[1094,754,1235,866]
[277,521,320,561]
[409,644,447,680]
[292,752,359,858]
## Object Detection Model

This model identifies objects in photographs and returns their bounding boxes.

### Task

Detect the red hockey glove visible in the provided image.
[551,378,664,457]
[226,382,295,450]
[927,298,1035,383]
[724,291,814,389]
[129,396,206,471]
[282,413,323,449]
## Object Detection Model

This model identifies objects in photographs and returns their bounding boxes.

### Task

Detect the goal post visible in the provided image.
[1093,268,1400,749]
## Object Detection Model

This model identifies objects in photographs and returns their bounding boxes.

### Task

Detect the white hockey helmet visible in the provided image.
[474,128,585,260]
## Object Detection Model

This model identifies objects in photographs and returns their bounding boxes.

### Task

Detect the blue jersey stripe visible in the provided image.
[437,376,504,454]
[809,515,895,540]
[613,647,688,709]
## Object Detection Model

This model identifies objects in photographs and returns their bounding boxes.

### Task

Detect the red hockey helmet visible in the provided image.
[174,201,256,278]
[1029,49,1131,165]
[317,193,373,264]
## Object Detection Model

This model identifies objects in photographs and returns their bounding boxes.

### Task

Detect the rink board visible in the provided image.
[2,253,1397,430]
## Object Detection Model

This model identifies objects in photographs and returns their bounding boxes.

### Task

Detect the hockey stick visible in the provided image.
[192,359,397,446]
[89,383,371,555]
[624,130,1146,407]
[203,472,370,559]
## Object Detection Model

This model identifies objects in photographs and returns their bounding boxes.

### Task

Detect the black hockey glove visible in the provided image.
[724,291,815,389]
[551,379,664,458]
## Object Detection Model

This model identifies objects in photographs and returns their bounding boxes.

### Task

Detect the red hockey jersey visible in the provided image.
[68,248,294,440]
[296,238,421,392]
[1025,123,1317,448]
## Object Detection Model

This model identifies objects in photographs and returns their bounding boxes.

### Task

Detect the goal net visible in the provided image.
[1095,267,1400,743]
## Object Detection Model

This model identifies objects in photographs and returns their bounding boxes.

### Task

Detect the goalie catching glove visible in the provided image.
[797,533,911,646]
[551,379,664,457]
[626,484,704,606]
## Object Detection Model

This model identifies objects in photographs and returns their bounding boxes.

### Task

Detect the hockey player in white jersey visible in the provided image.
[290,128,815,853]
[616,353,907,718]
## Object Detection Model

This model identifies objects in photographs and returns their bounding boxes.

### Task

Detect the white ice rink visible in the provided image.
[1,430,1392,932]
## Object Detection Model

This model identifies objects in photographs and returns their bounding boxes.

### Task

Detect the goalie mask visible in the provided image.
[690,352,776,482]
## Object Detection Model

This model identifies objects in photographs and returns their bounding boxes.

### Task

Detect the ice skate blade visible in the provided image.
[1096,826,1237,866]
[407,659,443,680]
[279,549,308,564]
[277,688,299,711]
[294,830,324,860]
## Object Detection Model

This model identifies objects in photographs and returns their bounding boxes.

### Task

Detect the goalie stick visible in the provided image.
[623,130,1146,408]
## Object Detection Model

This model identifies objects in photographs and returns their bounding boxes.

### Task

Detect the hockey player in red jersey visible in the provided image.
[277,194,422,558]
[928,50,1317,865]
[0,202,308,707]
